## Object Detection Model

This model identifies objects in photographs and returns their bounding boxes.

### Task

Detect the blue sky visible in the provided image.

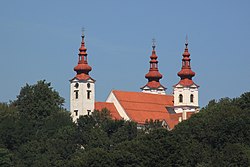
[0,0,249,109]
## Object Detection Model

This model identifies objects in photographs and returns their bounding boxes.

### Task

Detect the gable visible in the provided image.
[70,77,95,83]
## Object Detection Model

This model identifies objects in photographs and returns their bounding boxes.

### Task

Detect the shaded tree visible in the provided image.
[0,147,13,167]
[13,80,65,120]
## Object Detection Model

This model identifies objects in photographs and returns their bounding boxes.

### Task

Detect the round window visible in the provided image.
[87,83,90,88]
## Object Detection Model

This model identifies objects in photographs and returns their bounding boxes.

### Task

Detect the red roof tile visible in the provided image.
[113,90,173,105]
[174,78,199,87]
[70,74,95,82]
[112,90,179,129]
[75,73,90,80]
[95,102,122,120]
[141,80,166,89]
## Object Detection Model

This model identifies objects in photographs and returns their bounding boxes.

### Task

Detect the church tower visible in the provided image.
[70,32,95,122]
[173,39,199,115]
[141,40,166,94]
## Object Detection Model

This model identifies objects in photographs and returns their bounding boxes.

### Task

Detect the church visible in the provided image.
[70,33,199,130]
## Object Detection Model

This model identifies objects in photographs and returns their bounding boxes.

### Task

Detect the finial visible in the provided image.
[81,27,85,37]
[152,38,156,50]
[185,35,188,48]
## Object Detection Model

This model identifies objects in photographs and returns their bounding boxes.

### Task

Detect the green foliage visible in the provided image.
[144,119,163,132]
[13,80,65,120]
[0,147,13,167]
[168,92,250,166]
[0,102,16,113]
[75,109,138,150]
[234,92,250,110]
[0,106,19,150]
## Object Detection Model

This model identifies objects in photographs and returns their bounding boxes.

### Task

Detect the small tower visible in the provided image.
[173,38,199,114]
[141,39,166,94]
[70,32,95,122]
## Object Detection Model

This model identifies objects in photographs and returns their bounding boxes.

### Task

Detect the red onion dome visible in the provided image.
[74,63,92,74]
[176,40,197,87]
[143,42,165,87]
[73,34,93,79]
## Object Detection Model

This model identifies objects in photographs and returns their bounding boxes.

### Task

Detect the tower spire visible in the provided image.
[73,32,92,80]
[176,38,197,86]
[141,39,166,94]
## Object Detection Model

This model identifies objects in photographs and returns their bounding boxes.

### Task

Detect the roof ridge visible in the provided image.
[120,100,172,105]
[95,101,113,104]
[113,90,173,97]
[123,108,170,113]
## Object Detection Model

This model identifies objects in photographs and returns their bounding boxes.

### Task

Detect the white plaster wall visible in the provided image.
[70,78,95,122]
[106,91,130,120]
[175,107,197,112]
[173,84,199,108]
[142,86,166,95]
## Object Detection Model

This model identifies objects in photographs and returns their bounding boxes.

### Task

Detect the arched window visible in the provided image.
[74,90,79,99]
[190,94,194,103]
[179,94,183,103]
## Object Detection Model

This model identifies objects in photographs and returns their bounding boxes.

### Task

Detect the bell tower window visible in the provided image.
[87,90,91,99]
[74,110,78,116]
[190,94,194,103]
[179,94,183,103]
[87,110,91,115]
[74,90,79,99]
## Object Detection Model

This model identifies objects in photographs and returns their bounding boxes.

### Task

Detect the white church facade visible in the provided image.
[70,33,199,130]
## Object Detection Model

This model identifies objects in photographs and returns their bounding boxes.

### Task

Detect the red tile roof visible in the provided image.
[112,90,180,129]
[174,78,199,87]
[141,80,166,89]
[95,102,122,120]
[75,73,90,80]
[95,91,195,129]
[70,74,95,82]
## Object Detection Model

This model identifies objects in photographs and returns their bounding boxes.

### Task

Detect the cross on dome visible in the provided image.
[152,38,156,50]
[81,27,85,37]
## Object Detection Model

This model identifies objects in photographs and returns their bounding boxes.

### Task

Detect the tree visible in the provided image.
[144,119,163,132]
[234,92,250,110]
[0,106,19,150]
[0,147,13,167]
[13,80,65,120]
